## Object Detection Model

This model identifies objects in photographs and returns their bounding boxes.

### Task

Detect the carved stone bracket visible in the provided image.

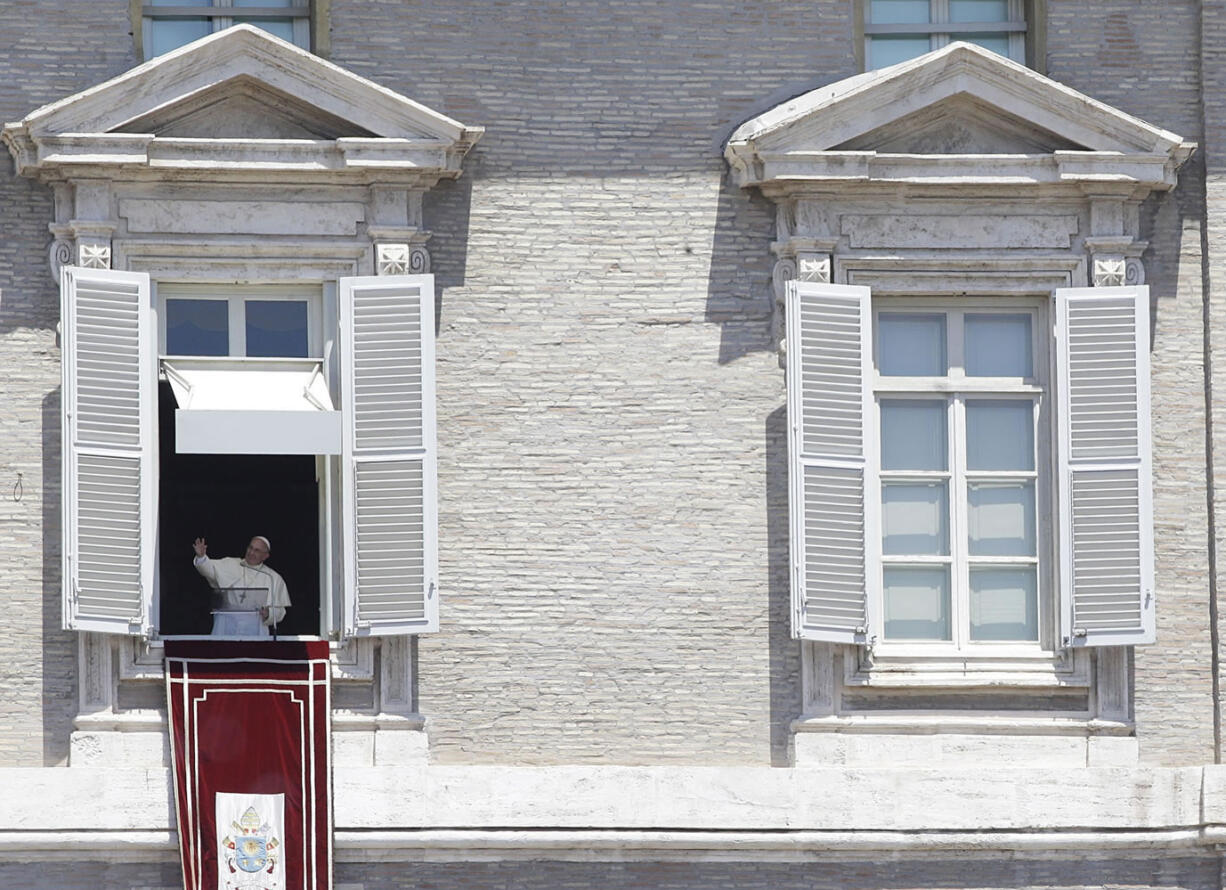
[1091,254,1145,287]
[1125,256,1145,285]
[376,242,410,274]
[797,253,832,283]
[78,241,112,269]
[49,238,73,279]
[376,242,430,275]
[771,257,797,365]
[1087,236,1146,287]
[1092,256,1126,287]
[770,251,833,363]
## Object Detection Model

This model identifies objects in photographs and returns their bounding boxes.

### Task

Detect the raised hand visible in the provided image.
[193,537,208,558]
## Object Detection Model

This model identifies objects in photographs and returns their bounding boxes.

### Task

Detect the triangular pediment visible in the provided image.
[112,76,379,140]
[726,42,1190,187]
[834,93,1081,154]
[3,25,482,179]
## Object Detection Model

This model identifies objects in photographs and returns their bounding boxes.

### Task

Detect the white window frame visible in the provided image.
[141,0,310,58]
[870,296,1054,658]
[788,278,1153,695]
[863,0,1027,69]
[157,283,324,358]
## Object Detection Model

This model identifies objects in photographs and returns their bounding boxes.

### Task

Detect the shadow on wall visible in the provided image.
[765,405,801,766]
[704,167,778,367]
[42,387,74,766]
[1143,152,1202,353]
[423,165,477,334]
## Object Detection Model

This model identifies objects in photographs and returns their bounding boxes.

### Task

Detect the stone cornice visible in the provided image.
[725,42,1194,198]
[2,25,482,187]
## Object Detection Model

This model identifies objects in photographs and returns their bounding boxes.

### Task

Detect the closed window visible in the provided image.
[159,285,321,358]
[142,0,310,57]
[875,304,1046,648]
[863,0,1028,69]
[785,281,1154,653]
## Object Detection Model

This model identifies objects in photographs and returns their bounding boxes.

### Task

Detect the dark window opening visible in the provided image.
[157,381,321,636]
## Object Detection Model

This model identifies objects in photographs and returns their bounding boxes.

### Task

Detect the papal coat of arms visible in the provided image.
[216,793,285,890]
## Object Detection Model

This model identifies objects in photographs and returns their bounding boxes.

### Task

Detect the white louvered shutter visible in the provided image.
[1055,286,1154,646]
[785,281,876,643]
[339,274,438,636]
[61,267,155,636]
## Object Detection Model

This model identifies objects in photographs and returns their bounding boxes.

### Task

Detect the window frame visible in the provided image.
[870,296,1055,657]
[856,0,1046,72]
[135,0,320,58]
[157,283,324,359]
[786,276,1154,682]
[62,267,439,642]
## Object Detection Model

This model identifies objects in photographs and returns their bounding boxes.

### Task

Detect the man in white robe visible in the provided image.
[192,535,291,636]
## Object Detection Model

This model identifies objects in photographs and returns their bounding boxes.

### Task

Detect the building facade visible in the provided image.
[1,1,1224,887]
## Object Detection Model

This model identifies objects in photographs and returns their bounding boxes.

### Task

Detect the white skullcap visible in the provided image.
[252,535,271,552]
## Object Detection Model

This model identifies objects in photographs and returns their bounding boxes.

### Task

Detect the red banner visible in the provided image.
[166,640,331,890]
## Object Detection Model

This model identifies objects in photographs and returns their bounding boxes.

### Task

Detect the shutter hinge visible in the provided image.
[428,580,436,600]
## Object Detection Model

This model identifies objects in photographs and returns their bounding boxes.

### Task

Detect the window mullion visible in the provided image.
[231,299,246,356]
[950,393,969,648]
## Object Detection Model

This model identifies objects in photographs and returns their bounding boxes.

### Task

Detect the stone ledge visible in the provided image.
[0,764,1213,835]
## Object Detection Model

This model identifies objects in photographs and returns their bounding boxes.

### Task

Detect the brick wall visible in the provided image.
[0,0,1218,771]
[0,0,136,766]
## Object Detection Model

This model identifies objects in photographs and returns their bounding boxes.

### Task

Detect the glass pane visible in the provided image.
[965,314,1032,377]
[966,400,1033,471]
[970,567,1038,641]
[884,566,951,640]
[149,18,213,56]
[166,299,228,356]
[870,0,931,23]
[868,35,934,68]
[881,400,947,471]
[246,300,309,357]
[883,482,948,555]
[949,0,1009,22]
[234,0,296,6]
[968,481,1035,556]
[233,18,297,43]
[962,33,1011,56]
[878,313,946,376]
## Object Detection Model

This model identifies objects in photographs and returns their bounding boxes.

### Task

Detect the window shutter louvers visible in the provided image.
[61,267,155,636]
[339,274,438,636]
[786,281,876,643]
[1055,286,1155,647]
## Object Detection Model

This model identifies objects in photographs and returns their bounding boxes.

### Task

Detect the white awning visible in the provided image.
[162,357,342,455]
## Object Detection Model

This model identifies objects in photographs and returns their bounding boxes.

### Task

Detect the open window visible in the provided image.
[61,267,439,640]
